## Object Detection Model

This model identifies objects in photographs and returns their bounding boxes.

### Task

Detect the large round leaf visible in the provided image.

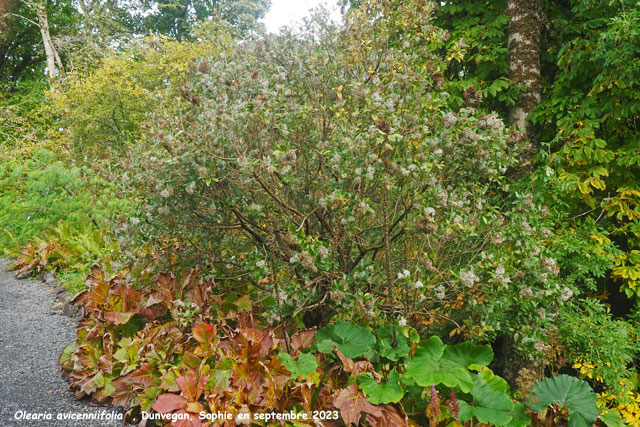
[316,321,375,359]
[599,410,626,427]
[458,376,514,426]
[403,336,473,392]
[506,402,532,427]
[527,374,598,427]
[357,369,404,405]
[443,341,494,368]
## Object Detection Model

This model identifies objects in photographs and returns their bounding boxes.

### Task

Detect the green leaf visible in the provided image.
[376,326,411,361]
[403,336,473,392]
[357,369,404,405]
[235,295,252,312]
[278,352,318,380]
[472,366,510,394]
[443,341,494,368]
[316,321,375,359]
[599,410,626,427]
[506,402,531,427]
[59,343,79,366]
[527,374,598,427]
[458,376,514,426]
[206,368,231,394]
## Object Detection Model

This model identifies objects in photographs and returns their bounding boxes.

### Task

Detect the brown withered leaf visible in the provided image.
[238,310,254,329]
[181,269,198,292]
[334,385,384,426]
[153,272,178,303]
[139,300,168,321]
[87,279,110,308]
[333,347,381,380]
[181,351,202,372]
[152,393,188,413]
[365,404,409,427]
[85,264,106,288]
[104,311,134,325]
[176,372,208,402]
[291,327,317,354]
[315,385,336,411]
[97,332,114,374]
[69,290,88,307]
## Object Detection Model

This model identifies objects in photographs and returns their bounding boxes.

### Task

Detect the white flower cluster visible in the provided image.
[478,113,504,135]
[519,286,533,299]
[366,165,375,180]
[442,112,458,127]
[159,187,173,198]
[541,257,560,275]
[397,269,411,280]
[460,269,479,287]
[236,155,249,168]
[318,246,329,260]
[494,265,511,284]
[559,287,573,302]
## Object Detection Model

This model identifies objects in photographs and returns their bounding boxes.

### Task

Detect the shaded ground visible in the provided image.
[0,259,123,426]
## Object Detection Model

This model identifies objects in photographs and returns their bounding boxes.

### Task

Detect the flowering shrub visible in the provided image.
[118,1,580,372]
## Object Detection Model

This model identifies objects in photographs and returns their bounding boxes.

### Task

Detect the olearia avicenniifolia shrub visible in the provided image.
[123,0,580,364]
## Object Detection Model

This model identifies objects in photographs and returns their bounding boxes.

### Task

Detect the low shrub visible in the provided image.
[60,265,622,426]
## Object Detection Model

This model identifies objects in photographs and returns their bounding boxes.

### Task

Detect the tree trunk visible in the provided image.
[502,0,545,391]
[0,0,10,32]
[32,0,62,89]
[0,0,11,70]
[507,0,543,134]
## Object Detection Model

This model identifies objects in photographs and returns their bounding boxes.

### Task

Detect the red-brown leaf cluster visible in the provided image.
[60,265,408,426]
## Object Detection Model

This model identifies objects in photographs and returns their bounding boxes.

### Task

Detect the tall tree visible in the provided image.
[437,0,546,390]
[0,0,77,86]
[14,0,63,89]
[502,0,545,391]
[138,0,270,40]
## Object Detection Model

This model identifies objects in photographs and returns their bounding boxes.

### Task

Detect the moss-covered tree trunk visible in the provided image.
[502,0,544,390]
[507,0,542,135]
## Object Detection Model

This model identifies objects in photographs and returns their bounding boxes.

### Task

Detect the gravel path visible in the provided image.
[0,259,123,426]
